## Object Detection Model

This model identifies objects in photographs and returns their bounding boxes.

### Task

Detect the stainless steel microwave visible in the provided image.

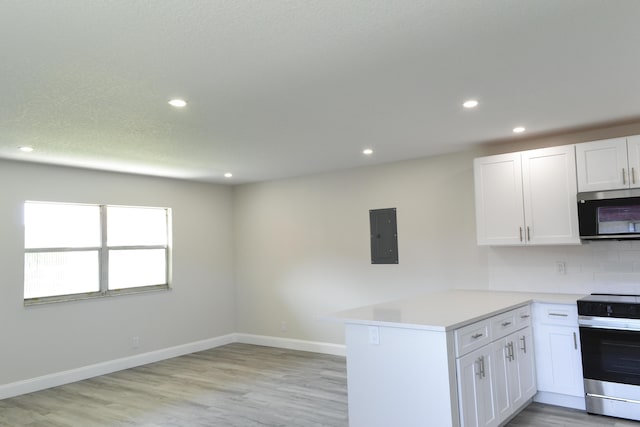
[578,189,640,240]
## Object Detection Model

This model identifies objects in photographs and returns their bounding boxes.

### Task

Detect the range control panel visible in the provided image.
[578,294,640,319]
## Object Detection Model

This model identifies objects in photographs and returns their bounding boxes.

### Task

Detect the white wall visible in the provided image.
[0,160,235,386]
[233,150,489,345]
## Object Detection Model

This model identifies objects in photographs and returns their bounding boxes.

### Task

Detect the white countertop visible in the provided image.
[330,290,585,332]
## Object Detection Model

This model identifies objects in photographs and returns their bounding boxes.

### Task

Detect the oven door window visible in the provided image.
[580,327,640,385]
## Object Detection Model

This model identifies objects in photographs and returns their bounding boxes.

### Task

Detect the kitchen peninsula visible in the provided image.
[332,290,584,427]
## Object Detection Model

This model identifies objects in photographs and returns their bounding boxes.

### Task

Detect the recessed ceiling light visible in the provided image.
[513,126,526,133]
[19,146,34,152]
[224,172,233,178]
[363,148,373,155]
[168,99,187,108]
[463,100,479,108]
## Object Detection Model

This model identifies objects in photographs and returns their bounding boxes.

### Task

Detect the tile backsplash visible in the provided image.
[487,241,640,295]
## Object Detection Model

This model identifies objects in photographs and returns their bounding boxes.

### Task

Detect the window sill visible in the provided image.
[24,284,171,306]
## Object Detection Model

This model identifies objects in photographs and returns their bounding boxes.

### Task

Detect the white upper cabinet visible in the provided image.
[474,145,580,246]
[474,153,524,245]
[576,135,640,192]
[627,135,640,186]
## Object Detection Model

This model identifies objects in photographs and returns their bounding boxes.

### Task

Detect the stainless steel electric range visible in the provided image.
[577,293,640,422]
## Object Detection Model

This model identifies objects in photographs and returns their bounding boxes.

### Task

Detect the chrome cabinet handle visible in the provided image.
[520,314,530,319]
[471,333,483,339]
[549,313,568,317]
[501,321,512,327]
[520,336,527,354]
[519,227,523,242]
[476,356,486,378]
[505,342,515,362]
[623,168,627,185]
[526,226,531,241]
[573,332,578,350]
[633,167,637,185]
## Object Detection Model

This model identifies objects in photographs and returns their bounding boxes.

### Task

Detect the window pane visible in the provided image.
[108,249,166,290]
[25,202,100,248]
[24,251,100,298]
[107,206,168,246]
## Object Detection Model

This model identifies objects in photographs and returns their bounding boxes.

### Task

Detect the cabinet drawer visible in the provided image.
[491,308,519,340]
[455,319,491,357]
[533,303,578,326]
[515,305,532,328]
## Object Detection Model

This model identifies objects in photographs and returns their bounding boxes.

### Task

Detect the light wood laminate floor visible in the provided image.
[1,343,638,426]
[0,344,347,427]
[509,402,639,427]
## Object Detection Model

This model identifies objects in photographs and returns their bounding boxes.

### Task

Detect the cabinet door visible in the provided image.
[533,324,584,397]
[491,338,512,424]
[521,145,580,245]
[457,346,499,427]
[515,327,536,402]
[490,330,536,425]
[626,135,640,188]
[474,153,525,246]
[576,137,628,191]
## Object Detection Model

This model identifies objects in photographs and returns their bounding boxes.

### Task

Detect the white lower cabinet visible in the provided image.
[457,346,498,427]
[534,324,583,395]
[456,308,536,427]
[515,327,537,402]
[497,328,537,413]
[492,337,512,423]
[532,303,585,409]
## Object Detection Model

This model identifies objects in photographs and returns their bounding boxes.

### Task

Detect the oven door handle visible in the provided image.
[578,315,640,331]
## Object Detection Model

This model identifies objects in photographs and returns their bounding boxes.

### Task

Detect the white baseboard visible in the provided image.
[0,334,235,401]
[534,391,586,410]
[235,333,346,357]
[0,333,345,401]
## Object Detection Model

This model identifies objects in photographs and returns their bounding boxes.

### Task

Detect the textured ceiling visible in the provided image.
[1,1,640,183]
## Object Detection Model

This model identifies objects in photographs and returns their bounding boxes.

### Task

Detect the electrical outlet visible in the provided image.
[555,261,566,275]
[132,336,140,349]
[368,326,380,345]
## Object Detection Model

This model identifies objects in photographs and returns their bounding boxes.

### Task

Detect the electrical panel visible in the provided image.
[369,208,398,264]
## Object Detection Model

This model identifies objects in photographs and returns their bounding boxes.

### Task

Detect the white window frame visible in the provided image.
[24,201,172,305]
